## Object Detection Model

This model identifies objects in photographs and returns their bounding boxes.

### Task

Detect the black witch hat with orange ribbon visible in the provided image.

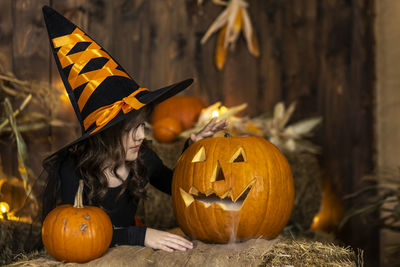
[42,6,193,155]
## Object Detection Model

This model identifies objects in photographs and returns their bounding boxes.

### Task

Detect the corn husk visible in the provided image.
[215,26,228,70]
[3,98,37,206]
[179,102,247,138]
[256,102,322,154]
[0,94,32,132]
[177,100,321,154]
[201,0,259,70]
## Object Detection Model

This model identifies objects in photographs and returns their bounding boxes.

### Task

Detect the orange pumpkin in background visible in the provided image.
[311,178,344,232]
[0,178,26,212]
[42,180,113,263]
[172,135,295,243]
[151,96,206,131]
[152,117,183,143]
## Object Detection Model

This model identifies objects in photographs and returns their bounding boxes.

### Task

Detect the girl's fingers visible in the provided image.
[159,244,174,252]
[165,236,193,248]
[164,241,188,251]
[203,131,214,137]
[190,133,197,142]
[145,228,193,253]
[158,238,191,252]
[213,120,227,130]
[205,117,217,128]
[192,118,229,143]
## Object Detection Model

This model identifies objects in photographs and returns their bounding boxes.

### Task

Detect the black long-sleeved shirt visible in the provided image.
[59,144,176,247]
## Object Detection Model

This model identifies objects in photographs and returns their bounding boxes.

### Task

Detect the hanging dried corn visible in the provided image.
[200,0,259,70]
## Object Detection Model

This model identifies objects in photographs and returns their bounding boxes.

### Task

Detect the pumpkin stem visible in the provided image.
[73,180,84,208]
[224,132,232,138]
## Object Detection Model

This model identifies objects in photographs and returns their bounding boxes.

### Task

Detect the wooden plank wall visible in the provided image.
[0,0,376,264]
[0,0,51,176]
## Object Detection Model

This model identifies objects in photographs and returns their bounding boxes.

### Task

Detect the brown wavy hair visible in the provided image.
[71,107,150,205]
[42,106,152,220]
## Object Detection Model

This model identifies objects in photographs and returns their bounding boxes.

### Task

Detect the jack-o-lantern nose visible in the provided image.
[213,161,225,182]
[212,161,230,196]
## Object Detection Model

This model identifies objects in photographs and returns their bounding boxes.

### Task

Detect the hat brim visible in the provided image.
[138,78,194,105]
[44,78,193,161]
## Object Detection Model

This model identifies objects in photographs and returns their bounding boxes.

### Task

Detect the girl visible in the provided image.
[42,107,226,252]
[41,6,227,252]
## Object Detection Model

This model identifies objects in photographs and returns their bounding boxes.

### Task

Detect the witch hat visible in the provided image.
[42,6,193,154]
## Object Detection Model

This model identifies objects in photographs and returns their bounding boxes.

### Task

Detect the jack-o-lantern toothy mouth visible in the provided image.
[179,179,256,211]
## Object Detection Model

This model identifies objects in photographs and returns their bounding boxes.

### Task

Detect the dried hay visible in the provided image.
[8,234,362,266]
[263,238,362,267]
[285,152,322,229]
[0,220,41,266]
[137,138,322,230]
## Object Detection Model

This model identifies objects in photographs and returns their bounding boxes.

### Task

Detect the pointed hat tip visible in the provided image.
[42,5,78,39]
[42,5,54,16]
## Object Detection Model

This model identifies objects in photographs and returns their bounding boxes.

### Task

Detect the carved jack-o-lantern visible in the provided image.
[172,136,295,243]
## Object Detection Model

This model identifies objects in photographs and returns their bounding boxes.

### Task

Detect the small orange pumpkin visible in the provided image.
[42,180,113,263]
[152,117,183,143]
[172,135,295,243]
[151,96,206,131]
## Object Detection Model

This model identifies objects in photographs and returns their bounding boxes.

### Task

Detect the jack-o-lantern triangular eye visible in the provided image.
[230,147,246,162]
[192,146,206,162]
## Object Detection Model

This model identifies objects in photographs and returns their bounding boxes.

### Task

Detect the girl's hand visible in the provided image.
[189,118,228,145]
[144,228,193,252]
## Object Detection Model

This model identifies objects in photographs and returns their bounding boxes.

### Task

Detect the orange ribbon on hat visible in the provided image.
[83,87,149,133]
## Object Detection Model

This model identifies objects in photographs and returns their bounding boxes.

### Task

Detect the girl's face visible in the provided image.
[122,123,145,161]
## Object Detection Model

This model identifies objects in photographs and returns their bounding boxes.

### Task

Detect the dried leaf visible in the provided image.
[1,123,47,133]
[202,0,258,70]
[249,30,260,57]
[233,6,243,33]
[294,140,321,154]
[218,102,247,121]
[281,126,300,140]
[17,111,49,122]
[0,121,71,133]
[0,74,30,87]
[0,94,32,132]
[284,138,296,151]
[197,102,222,123]
[3,98,37,206]
[241,6,260,57]
[224,1,242,49]
[180,102,247,138]
[201,8,229,44]
[339,200,386,229]
[272,102,285,127]
[215,26,228,70]
[261,101,321,153]
[212,0,229,5]
[50,119,76,127]
[343,185,396,199]
[0,84,25,97]
[245,122,263,135]
[283,117,322,137]
[279,101,297,129]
